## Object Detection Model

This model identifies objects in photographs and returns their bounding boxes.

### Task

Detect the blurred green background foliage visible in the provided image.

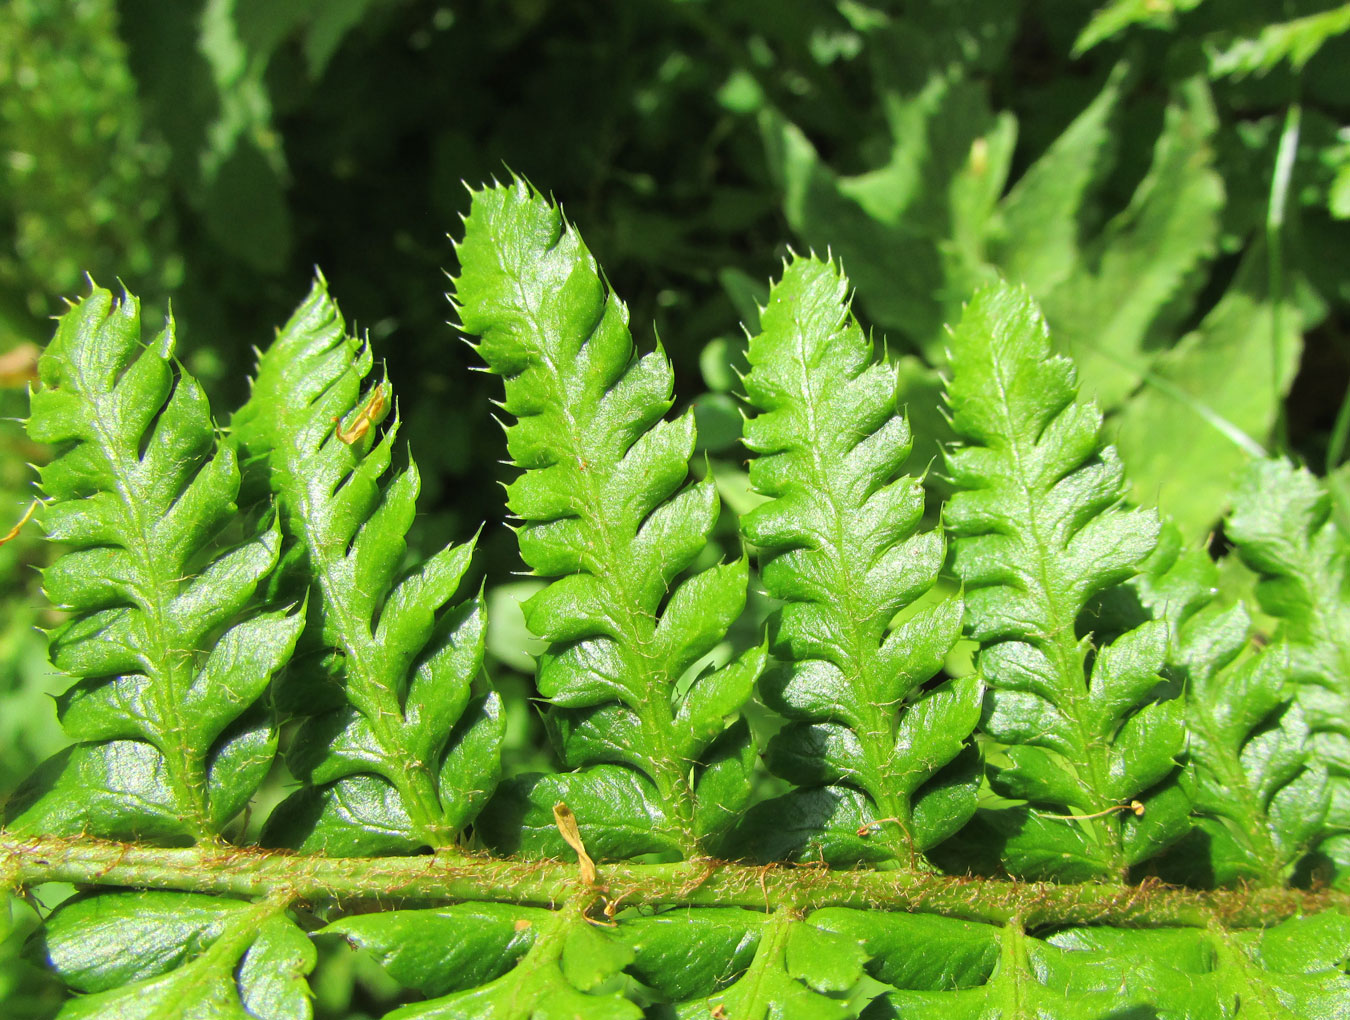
[3,1,1350,1015]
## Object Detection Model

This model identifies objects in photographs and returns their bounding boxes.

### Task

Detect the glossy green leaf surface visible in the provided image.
[334,903,639,1020]
[1180,606,1325,885]
[7,286,299,844]
[6,128,1350,1019]
[665,910,867,1020]
[944,282,1183,879]
[1226,457,1350,883]
[1131,523,1328,886]
[231,277,493,855]
[738,255,974,866]
[453,179,760,858]
[29,891,312,1020]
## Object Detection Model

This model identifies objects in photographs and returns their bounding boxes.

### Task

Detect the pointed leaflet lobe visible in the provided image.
[454,179,759,858]
[737,255,976,865]
[8,286,299,844]
[231,276,496,855]
[943,283,1183,880]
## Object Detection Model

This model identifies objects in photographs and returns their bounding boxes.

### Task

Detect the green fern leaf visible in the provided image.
[1209,911,1350,1017]
[27,890,313,1019]
[618,908,763,1002]
[324,904,640,1020]
[1226,457,1350,882]
[943,282,1185,880]
[5,286,300,845]
[1072,0,1207,55]
[1186,628,1329,886]
[1131,523,1328,886]
[734,254,976,867]
[814,909,1345,1018]
[676,910,868,1019]
[452,179,761,859]
[618,908,871,1018]
[230,276,494,856]
[1208,3,1350,78]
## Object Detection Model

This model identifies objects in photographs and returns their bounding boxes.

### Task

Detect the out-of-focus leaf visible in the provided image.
[1073,0,1208,55]
[1040,77,1223,412]
[1208,3,1350,79]
[1114,249,1299,540]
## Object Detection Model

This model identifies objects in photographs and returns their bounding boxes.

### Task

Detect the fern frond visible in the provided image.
[230,277,495,855]
[452,179,761,859]
[1226,457,1350,881]
[943,282,1184,880]
[5,286,300,844]
[735,254,976,867]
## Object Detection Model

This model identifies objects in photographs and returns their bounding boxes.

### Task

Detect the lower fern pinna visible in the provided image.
[2,180,1349,1018]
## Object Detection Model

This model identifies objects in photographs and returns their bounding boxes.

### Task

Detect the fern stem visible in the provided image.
[1266,100,1301,452]
[4,832,1341,931]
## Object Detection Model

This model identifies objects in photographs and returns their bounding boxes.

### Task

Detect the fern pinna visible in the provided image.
[453,179,762,862]
[942,284,1185,882]
[736,255,977,868]
[230,276,496,857]
[3,183,1350,1019]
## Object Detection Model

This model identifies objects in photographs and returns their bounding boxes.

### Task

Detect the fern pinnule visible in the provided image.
[325,902,641,1019]
[6,285,300,844]
[619,906,870,1017]
[736,254,977,867]
[943,282,1184,881]
[33,889,313,1019]
[452,179,762,859]
[231,276,495,856]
